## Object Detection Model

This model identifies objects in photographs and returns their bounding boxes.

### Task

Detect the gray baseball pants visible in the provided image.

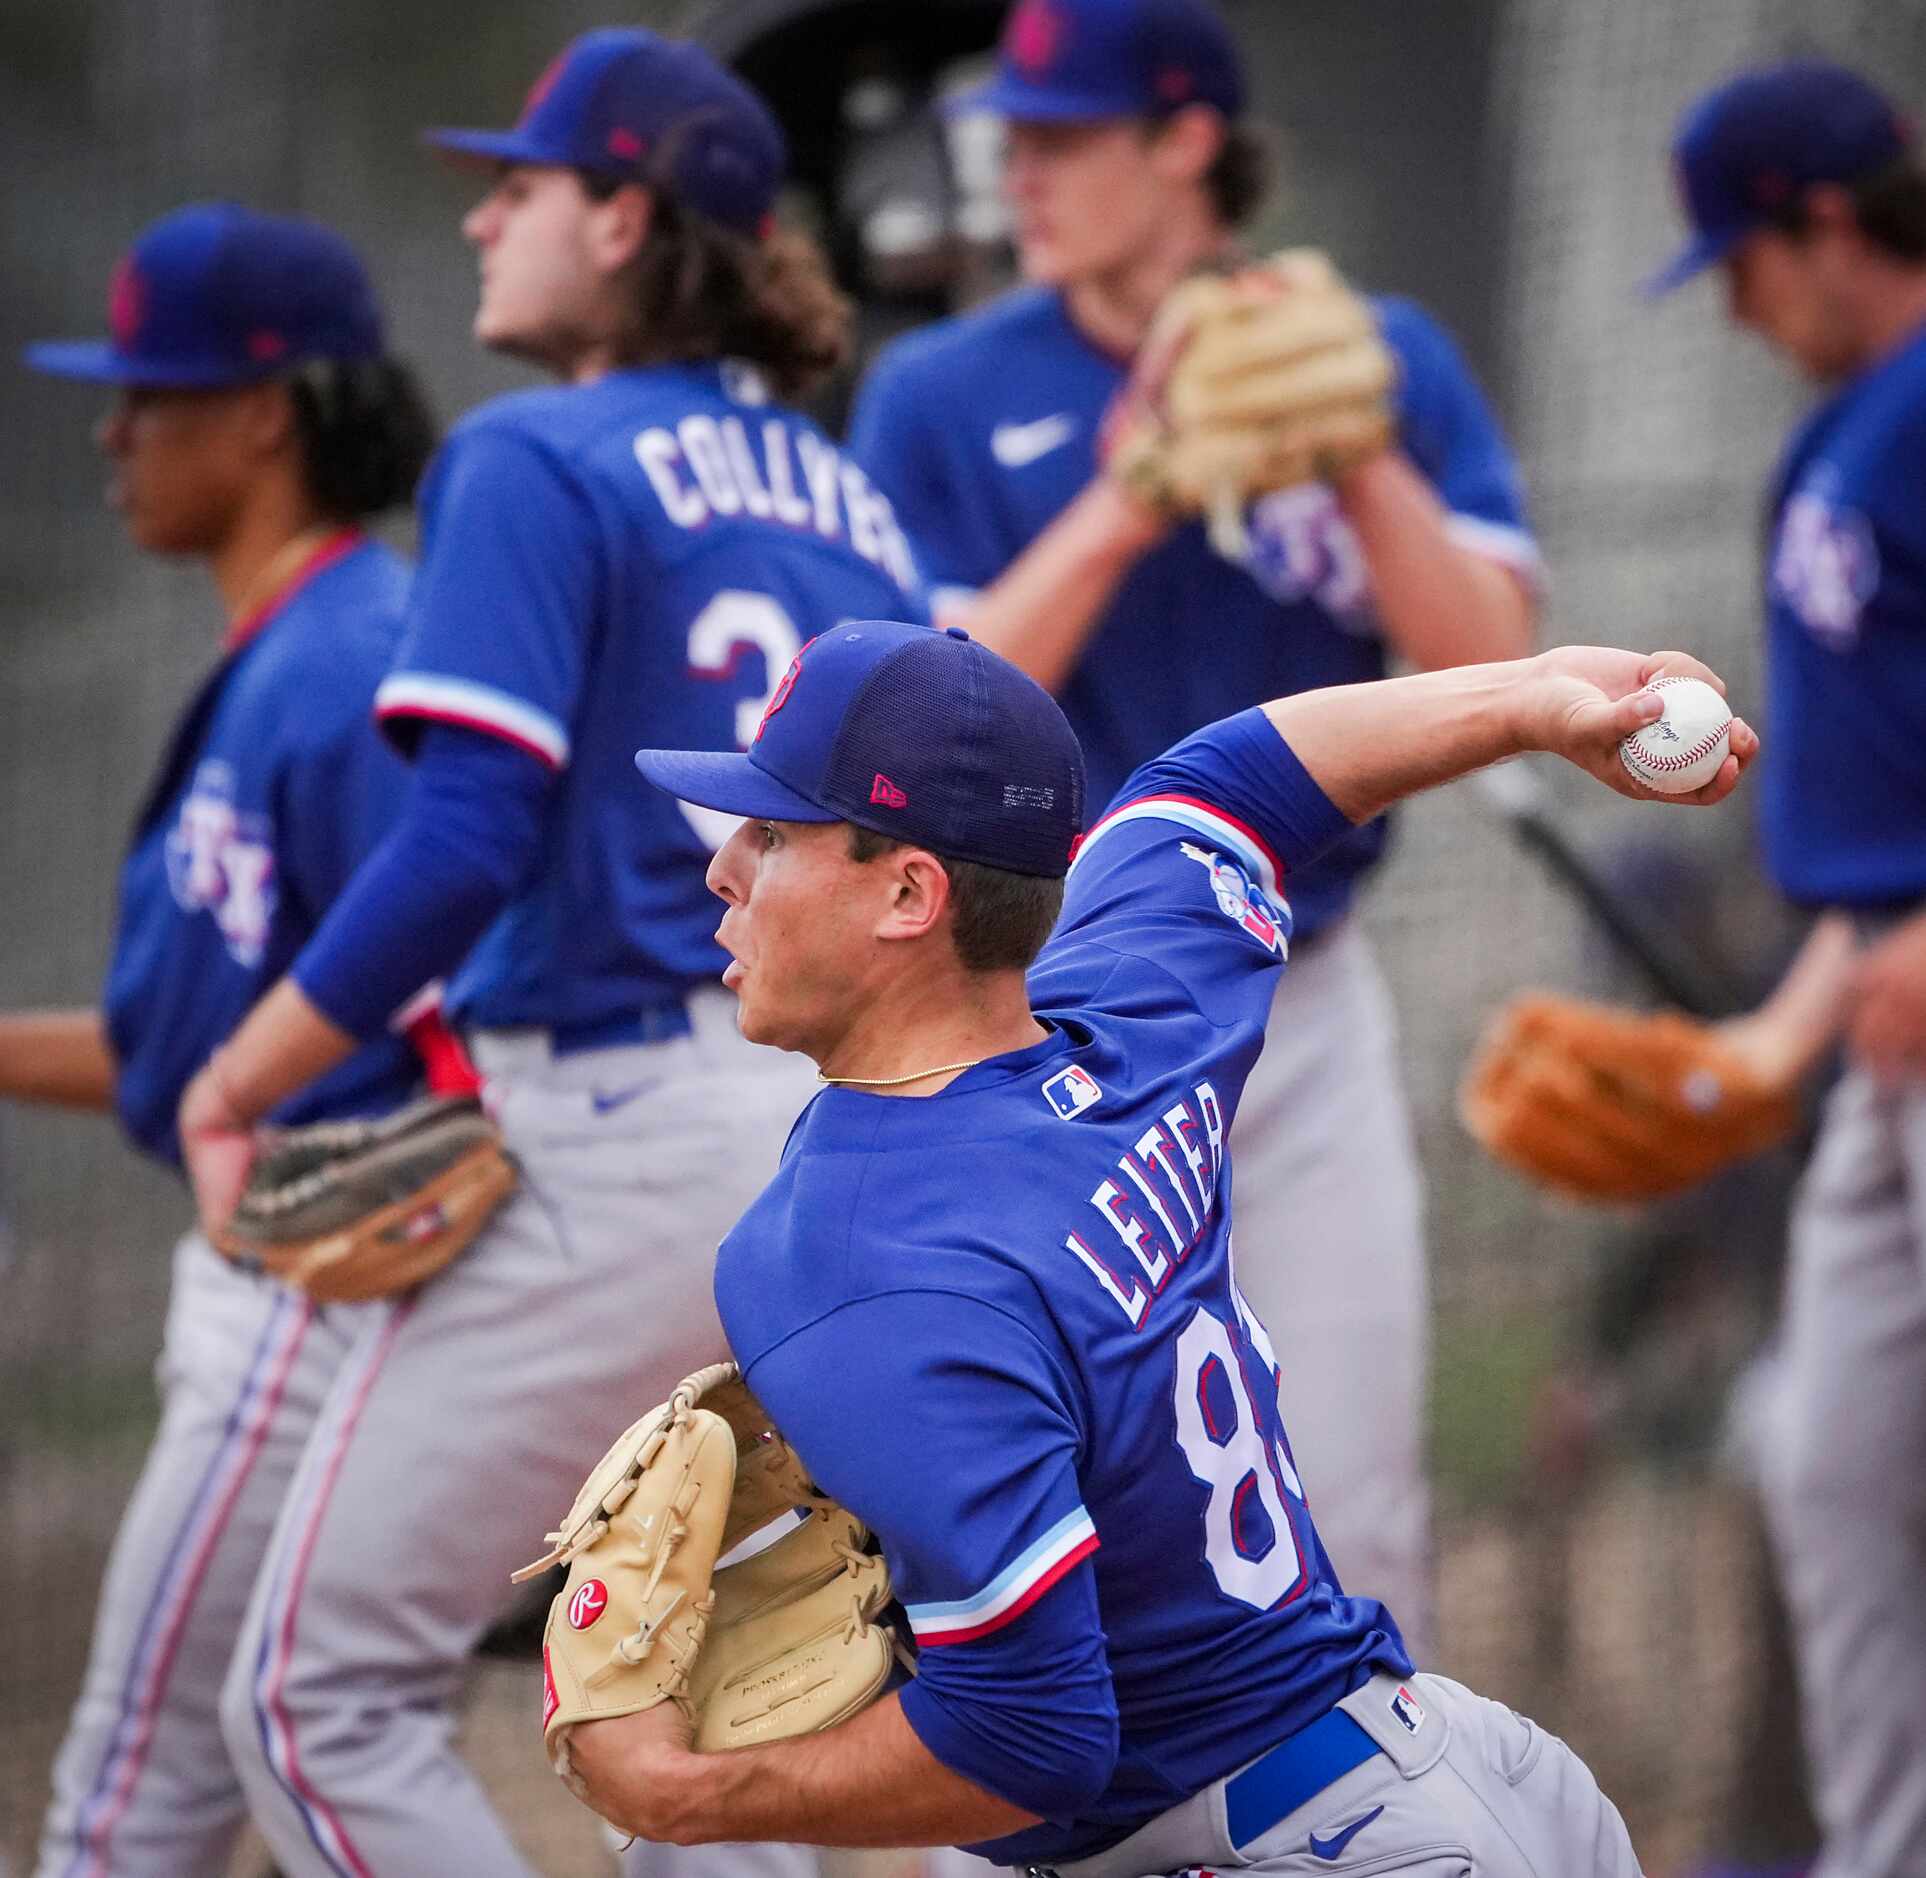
[209,990,820,1878]
[1021,1673,1639,1878]
[1761,1064,1926,1878]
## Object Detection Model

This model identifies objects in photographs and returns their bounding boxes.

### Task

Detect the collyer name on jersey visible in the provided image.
[1064,1080,1225,1327]
[634,414,916,592]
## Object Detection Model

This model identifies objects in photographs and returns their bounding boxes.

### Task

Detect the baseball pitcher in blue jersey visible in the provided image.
[15,206,437,1878]
[1649,62,1926,1878]
[160,30,918,1878]
[847,0,1543,1653]
[562,621,1753,1873]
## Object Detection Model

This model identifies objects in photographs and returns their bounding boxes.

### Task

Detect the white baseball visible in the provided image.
[1617,674,1733,795]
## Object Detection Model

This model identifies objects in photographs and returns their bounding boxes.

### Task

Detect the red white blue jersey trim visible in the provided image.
[1072,794,1285,902]
[906,1506,1100,1646]
[374,673,570,769]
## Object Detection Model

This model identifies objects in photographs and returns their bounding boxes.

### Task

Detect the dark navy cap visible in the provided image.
[425,27,786,235]
[1646,61,1913,295]
[636,622,1086,879]
[951,0,1245,123]
[24,203,384,387]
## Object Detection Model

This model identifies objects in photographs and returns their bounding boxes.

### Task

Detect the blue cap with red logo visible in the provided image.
[1646,60,1913,295]
[952,0,1245,122]
[425,27,786,236]
[24,203,384,387]
[635,621,1086,879]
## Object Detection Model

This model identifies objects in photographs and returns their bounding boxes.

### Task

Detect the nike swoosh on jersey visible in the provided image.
[1308,1804,1384,1860]
[991,413,1078,468]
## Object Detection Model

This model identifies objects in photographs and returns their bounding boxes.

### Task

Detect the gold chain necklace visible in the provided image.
[817,1057,985,1088]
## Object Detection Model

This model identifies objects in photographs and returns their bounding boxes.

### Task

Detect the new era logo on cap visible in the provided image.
[870,774,908,809]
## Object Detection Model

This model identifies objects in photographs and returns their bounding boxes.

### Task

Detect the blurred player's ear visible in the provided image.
[237,379,300,463]
[587,179,657,276]
[1146,105,1229,194]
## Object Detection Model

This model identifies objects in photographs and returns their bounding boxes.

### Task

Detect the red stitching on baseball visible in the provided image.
[1623,679,1729,774]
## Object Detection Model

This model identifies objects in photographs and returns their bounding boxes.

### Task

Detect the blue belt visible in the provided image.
[1222,1707,1383,1847]
[1023,1707,1385,1877]
[546,1002,691,1057]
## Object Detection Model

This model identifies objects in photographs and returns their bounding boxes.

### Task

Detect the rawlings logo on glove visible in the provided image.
[515,1362,904,1801]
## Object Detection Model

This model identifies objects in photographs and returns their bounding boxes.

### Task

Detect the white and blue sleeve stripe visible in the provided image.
[905,1506,1100,1647]
[374,674,571,770]
[1070,793,1284,900]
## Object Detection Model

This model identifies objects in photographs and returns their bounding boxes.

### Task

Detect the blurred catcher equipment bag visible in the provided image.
[515,1362,903,1796]
[1103,247,1396,553]
[220,1091,517,1301]
[1459,994,1800,1204]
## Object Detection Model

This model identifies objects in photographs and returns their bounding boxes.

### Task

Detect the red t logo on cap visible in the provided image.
[1007,0,1065,74]
[109,258,145,348]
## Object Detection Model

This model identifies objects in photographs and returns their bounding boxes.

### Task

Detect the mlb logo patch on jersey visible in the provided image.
[1389,1683,1426,1735]
[1180,842,1286,955]
[1042,1064,1102,1120]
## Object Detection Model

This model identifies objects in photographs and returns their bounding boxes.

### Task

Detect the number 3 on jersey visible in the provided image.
[682,590,802,849]
[1173,1302,1310,1608]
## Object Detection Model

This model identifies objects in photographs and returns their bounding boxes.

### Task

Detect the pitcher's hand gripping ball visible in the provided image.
[1458,996,1799,1203]
[219,1092,517,1301]
[1103,248,1396,551]
[515,1362,903,1796]
[1618,674,1733,795]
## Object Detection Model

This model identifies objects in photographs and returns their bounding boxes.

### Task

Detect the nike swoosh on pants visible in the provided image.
[1309,1802,1384,1860]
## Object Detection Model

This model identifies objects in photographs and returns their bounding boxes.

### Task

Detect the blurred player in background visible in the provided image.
[14,204,435,1878]
[586,626,1753,1872]
[1649,59,1926,1878]
[166,28,917,1878]
[848,0,1540,1655]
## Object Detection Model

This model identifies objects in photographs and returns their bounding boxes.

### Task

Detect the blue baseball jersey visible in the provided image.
[848,285,1537,935]
[376,362,922,1031]
[1760,318,1926,906]
[717,710,1412,1866]
[104,536,420,1165]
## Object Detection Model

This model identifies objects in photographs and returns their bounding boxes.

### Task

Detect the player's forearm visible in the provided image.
[956,480,1169,693]
[0,1008,117,1110]
[202,979,358,1123]
[1264,658,1534,824]
[643,1695,1039,1848]
[1336,452,1535,668]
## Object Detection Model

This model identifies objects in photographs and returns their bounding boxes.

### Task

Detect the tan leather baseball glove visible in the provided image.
[218,1092,517,1301]
[1104,248,1396,545]
[515,1362,903,1797]
[1458,996,1801,1203]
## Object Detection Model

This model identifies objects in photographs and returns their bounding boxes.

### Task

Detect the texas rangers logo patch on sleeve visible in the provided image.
[1180,842,1286,955]
[1042,1064,1103,1120]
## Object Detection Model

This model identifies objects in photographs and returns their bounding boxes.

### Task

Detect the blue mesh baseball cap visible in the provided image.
[635,622,1086,879]
[1645,61,1913,295]
[425,27,787,235]
[24,203,384,387]
[951,0,1245,122]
